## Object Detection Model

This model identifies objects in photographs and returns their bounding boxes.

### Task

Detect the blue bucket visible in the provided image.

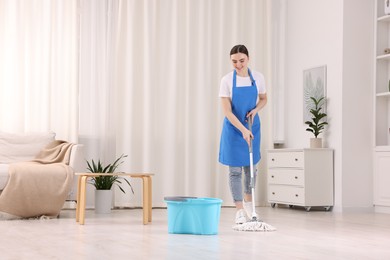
[164,197,223,235]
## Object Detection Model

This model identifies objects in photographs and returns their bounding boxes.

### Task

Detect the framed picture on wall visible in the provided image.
[303,65,327,123]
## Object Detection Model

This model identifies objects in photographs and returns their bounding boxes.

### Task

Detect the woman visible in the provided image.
[219,45,267,224]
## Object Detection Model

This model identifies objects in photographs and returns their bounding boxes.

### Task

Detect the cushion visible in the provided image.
[0,132,56,164]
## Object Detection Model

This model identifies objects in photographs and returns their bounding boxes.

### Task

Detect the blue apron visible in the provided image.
[219,69,261,167]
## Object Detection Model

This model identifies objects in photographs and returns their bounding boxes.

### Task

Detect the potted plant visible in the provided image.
[305,96,328,148]
[86,154,134,213]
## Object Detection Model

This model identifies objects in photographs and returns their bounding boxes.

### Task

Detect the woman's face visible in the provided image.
[230,53,249,75]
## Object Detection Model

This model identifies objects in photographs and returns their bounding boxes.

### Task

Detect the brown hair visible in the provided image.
[230,45,249,57]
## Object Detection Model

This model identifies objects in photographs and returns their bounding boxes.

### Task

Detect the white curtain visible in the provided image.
[78,0,122,207]
[0,0,79,142]
[0,0,273,208]
[78,0,119,164]
[79,0,273,207]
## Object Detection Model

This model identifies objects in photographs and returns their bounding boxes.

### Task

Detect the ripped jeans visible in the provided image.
[229,165,257,203]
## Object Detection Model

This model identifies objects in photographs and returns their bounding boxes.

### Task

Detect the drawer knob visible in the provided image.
[295,158,298,161]
[295,194,299,197]
[295,176,298,179]
[272,192,275,195]
[271,158,275,161]
[271,175,274,178]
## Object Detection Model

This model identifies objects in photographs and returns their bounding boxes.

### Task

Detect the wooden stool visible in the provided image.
[75,173,154,225]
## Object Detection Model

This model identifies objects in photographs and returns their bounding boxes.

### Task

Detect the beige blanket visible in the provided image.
[0,140,74,218]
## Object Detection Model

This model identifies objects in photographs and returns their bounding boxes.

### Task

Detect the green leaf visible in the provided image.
[85,154,134,193]
[305,96,328,137]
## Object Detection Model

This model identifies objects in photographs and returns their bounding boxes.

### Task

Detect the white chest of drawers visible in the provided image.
[267,148,334,211]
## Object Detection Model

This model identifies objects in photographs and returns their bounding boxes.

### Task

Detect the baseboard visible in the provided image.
[374,205,390,214]
[332,206,375,213]
[115,202,144,208]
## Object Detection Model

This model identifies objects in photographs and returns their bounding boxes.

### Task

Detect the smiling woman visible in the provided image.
[0,0,79,142]
[219,44,268,224]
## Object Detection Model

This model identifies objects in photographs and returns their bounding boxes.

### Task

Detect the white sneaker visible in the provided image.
[243,201,257,220]
[235,209,247,224]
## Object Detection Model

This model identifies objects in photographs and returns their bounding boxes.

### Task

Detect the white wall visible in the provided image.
[283,0,374,210]
[284,0,344,207]
[341,0,374,208]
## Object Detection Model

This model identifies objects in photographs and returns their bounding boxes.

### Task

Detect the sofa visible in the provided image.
[0,131,84,218]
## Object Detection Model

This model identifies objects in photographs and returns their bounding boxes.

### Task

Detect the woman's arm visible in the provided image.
[221,97,253,146]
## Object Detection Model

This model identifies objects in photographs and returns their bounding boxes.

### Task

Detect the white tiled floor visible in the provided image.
[1,206,390,259]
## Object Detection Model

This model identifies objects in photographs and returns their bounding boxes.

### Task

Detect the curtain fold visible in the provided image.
[78,0,121,207]
[0,0,79,142]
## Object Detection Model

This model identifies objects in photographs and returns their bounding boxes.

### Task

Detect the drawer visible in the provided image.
[268,151,304,168]
[268,169,304,186]
[268,185,305,204]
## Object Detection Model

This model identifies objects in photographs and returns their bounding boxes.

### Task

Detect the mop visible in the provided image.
[232,117,276,232]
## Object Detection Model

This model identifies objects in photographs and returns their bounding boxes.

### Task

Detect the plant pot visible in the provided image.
[95,189,113,214]
[310,138,322,148]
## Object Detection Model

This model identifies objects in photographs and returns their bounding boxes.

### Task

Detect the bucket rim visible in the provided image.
[164,197,223,204]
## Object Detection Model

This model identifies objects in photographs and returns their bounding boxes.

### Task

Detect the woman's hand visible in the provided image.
[242,128,253,147]
[246,93,267,120]
[246,110,257,121]
[243,113,255,146]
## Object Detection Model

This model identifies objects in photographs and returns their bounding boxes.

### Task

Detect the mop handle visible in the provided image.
[248,116,253,153]
[248,116,257,220]
[248,116,255,184]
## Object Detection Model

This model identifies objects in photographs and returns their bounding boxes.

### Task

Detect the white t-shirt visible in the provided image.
[219,70,266,98]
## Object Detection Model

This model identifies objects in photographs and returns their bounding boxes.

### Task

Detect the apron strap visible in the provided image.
[248,68,256,87]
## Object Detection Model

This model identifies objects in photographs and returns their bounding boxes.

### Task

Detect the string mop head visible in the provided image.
[232,215,276,232]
